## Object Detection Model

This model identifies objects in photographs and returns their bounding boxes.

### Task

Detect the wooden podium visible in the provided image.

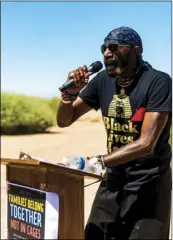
[1,158,101,239]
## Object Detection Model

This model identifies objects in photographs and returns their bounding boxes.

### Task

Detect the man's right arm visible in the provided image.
[56,96,91,128]
[56,64,100,128]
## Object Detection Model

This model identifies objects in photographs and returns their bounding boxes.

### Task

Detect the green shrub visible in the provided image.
[48,97,61,113]
[1,92,56,134]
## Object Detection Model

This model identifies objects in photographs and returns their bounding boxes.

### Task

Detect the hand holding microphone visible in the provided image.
[59,61,103,95]
[61,65,92,95]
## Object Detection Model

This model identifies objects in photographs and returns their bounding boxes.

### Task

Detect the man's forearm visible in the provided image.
[102,112,169,168]
[56,101,74,127]
[103,138,153,167]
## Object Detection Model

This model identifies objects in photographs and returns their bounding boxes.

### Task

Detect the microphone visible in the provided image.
[59,61,103,92]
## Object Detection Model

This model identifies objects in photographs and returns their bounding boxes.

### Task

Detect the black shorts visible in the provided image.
[85,167,171,240]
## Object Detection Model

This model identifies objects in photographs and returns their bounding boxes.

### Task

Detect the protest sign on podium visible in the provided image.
[1,157,101,239]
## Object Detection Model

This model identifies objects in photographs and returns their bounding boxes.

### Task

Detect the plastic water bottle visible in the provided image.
[62,156,85,170]
[62,156,102,175]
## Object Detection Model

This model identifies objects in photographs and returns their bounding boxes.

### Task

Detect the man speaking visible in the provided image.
[57,26,172,239]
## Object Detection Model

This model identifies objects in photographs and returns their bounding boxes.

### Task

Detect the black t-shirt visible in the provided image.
[79,67,172,192]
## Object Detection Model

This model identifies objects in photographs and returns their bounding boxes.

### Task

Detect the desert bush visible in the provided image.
[1,92,56,134]
[48,97,60,113]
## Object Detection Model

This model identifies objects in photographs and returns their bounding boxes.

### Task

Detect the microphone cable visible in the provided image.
[84,177,104,187]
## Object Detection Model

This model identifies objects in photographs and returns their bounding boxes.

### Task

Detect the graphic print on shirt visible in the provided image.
[103,88,141,153]
[108,88,132,118]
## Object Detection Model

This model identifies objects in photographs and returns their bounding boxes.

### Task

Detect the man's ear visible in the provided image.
[134,46,141,55]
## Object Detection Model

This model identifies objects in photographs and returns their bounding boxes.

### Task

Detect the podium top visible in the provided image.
[1,158,102,180]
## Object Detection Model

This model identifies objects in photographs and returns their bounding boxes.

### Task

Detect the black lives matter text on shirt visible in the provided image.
[7,183,46,239]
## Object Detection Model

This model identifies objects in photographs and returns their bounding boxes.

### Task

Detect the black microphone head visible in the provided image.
[89,61,103,73]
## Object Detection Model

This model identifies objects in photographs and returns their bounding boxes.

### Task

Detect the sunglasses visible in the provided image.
[101,43,132,54]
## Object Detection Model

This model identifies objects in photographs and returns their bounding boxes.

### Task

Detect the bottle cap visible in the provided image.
[77,156,85,170]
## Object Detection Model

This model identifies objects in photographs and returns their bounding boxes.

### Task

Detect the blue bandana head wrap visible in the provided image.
[104,26,143,54]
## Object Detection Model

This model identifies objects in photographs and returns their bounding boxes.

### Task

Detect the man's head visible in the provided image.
[102,26,143,78]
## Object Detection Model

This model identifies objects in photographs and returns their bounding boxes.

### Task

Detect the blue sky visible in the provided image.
[2,2,172,98]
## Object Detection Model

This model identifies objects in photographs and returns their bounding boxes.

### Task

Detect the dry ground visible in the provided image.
[1,110,172,238]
